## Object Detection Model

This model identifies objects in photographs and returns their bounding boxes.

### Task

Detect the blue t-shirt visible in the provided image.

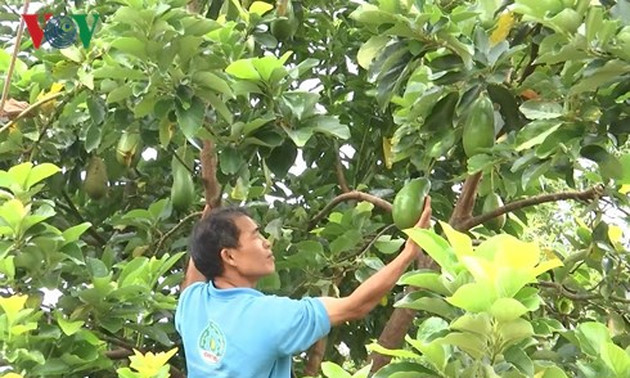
[175,281,331,378]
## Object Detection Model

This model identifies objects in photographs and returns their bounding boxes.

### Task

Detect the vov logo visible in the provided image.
[21,13,100,49]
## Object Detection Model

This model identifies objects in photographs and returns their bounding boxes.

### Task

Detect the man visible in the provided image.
[175,197,432,377]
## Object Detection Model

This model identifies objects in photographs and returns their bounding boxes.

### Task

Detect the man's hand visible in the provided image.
[404,195,432,256]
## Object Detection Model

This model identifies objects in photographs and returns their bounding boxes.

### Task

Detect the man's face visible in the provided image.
[227,215,275,280]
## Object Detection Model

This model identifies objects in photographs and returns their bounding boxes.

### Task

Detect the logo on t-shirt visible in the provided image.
[198,320,226,364]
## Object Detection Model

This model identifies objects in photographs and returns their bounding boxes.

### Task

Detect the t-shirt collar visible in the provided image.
[208,280,264,298]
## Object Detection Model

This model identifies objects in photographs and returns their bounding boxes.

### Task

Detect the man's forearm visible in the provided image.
[347,246,417,317]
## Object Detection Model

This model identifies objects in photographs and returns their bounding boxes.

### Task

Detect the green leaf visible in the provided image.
[350,4,399,25]
[220,146,242,175]
[84,123,102,153]
[619,153,630,184]
[601,342,630,377]
[8,162,33,190]
[504,345,534,376]
[522,161,551,189]
[175,97,205,141]
[367,342,422,360]
[111,37,147,59]
[321,361,352,378]
[357,35,389,70]
[575,322,612,357]
[57,317,84,336]
[351,363,373,378]
[249,1,273,15]
[519,101,564,120]
[447,282,496,312]
[467,154,495,174]
[92,66,146,80]
[497,318,534,349]
[62,222,92,245]
[515,121,562,151]
[435,332,485,359]
[86,257,109,278]
[374,235,404,254]
[226,59,261,81]
[571,60,630,94]
[25,163,61,190]
[305,116,350,140]
[373,362,438,378]
[330,230,362,255]
[86,97,106,125]
[403,229,457,273]
[580,145,623,180]
[398,270,451,296]
[489,297,529,321]
[395,292,458,319]
[192,71,234,97]
[106,84,133,104]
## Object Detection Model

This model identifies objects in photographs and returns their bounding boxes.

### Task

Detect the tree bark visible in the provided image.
[201,139,221,210]
[304,337,328,376]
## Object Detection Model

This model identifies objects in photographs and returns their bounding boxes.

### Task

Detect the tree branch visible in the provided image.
[0,92,64,135]
[0,0,30,120]
[448,172,482,229]
[335,144,350,193]
[201,139,221,210]
[538,281,630,304]
[308,191,392,230]
[153,211,202,256]
[458,185,603,231]
[61,190,108,245]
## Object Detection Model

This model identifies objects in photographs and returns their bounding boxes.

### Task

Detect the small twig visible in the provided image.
[61,190,108,245]
[308,191,392,230]
[459,185,603,231]
[0,0,30,119]
[153,211,203,256]
[0,92,65,134]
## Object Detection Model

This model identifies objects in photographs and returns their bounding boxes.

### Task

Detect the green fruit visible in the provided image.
[482,193,506,231]
[462,95,495,157]
[392,178,431,230]
[171,160,194,212]
[271,0,298,41]
[84,156,108,200]
[116,131,141,167]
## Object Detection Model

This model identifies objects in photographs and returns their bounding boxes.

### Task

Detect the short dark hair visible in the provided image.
[190,206,250,280]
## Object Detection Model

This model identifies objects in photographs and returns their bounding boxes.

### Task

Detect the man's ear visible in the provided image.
[220,248,236,267]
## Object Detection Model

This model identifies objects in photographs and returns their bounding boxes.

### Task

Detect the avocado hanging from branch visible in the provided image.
[271,0,299,41]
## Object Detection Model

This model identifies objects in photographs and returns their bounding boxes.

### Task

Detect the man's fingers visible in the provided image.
[415,196,432,227]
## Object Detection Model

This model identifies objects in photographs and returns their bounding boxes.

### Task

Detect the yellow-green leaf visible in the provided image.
[249,1,273,15]
[439,221,473,258]
[0,295,28,325]
[128,347,178,377]
[489,298,528,322]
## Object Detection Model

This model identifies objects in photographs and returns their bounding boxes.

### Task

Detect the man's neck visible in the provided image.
[213,274,257,289]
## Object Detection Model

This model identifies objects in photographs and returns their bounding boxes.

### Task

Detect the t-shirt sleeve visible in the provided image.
[263,296,331,356]
[174,282,205,334]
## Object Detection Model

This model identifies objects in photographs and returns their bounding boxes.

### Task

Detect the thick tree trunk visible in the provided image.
[368,172,482,372]
[304,337,328,376]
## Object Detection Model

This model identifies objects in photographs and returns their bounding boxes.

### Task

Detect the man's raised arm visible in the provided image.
[319,196,431,326]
